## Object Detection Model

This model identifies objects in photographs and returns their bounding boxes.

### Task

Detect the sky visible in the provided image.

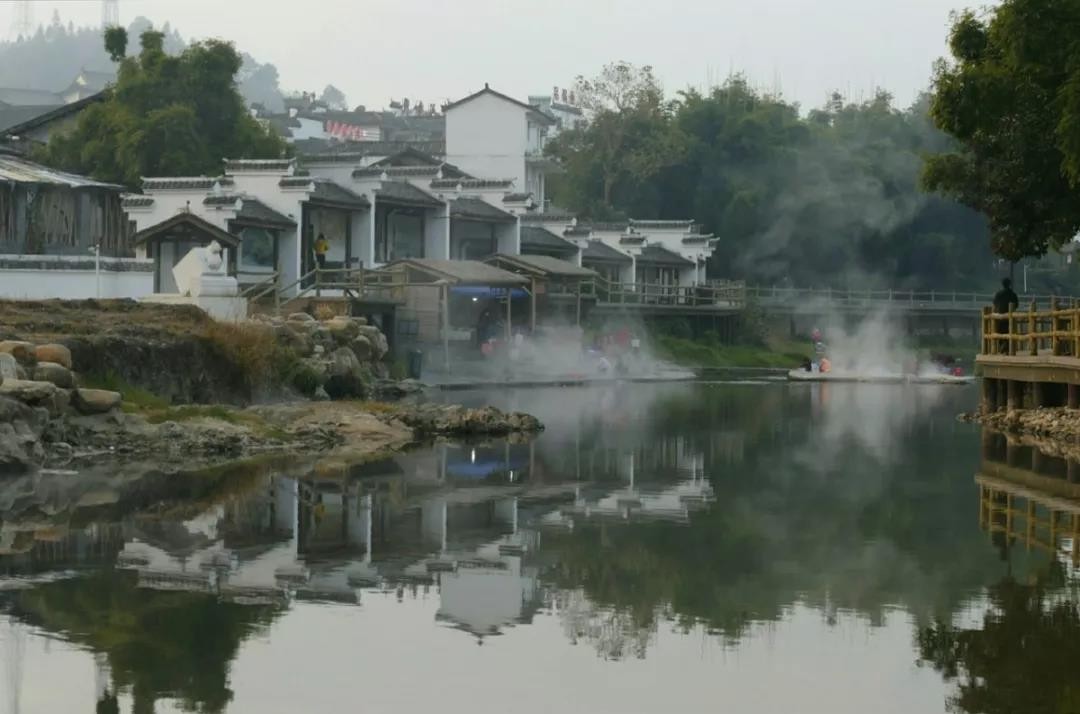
[0,0,972,112]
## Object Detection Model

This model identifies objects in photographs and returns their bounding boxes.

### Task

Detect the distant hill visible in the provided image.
[0,14,285,111]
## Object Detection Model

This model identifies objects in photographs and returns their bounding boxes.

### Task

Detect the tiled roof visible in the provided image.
[308,179,370,209]
[588,222,630,232]
[637,244,694,267]
[563,226,591,237]
[375,181,443,208]
[121,194,154,208]
[297,139,446,163]
[431,177,514,190]
[131,211,240,248]
[224,158,294,173]
[203,194,241,207]
[449,197,515,222]
[619,235,646,245]
[630,219,695,230]
[0,104,63,134]
[682,234,715,244]
[519,211,574,223]
[581,240,631,263]
[502,192,533,203]
[142,176,234,191]
[235,198,297,229]
[521,226,578,254]
[279,176,313,188]
[353,165,442,179]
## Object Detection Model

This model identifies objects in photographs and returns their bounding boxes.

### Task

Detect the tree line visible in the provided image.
[548,0,1080,291]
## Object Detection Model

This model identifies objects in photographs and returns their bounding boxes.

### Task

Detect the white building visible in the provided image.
[529,89,587,137]
[444,84,557,209]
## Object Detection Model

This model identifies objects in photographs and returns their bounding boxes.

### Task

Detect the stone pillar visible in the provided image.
[1068,384,1079,410]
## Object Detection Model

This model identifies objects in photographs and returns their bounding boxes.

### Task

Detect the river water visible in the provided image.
[1,380,1078,714]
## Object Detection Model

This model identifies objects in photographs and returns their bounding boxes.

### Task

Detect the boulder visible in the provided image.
[0,341,35,365]
[323,347,369,399]
[288,312,315,323]
[0,396,45,474]
[71,388,123,415]
[325,316,361,343]
[0,353,18,382]
[357,326,389,360]
[327,346,362,378]
[350,316,368,327]
[34,343,73,370]
[0,379,69,417]
[350,335,373,362]
[33,362,75,389]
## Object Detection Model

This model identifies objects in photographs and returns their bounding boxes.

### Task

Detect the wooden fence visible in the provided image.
[981,300,1080,357]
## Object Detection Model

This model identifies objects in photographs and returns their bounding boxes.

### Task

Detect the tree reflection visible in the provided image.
[918,563,1080,714]
[8,569,280,713]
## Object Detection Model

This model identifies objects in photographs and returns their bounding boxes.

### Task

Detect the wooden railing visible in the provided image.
[580,277,746,308]
[981,300,1080,357]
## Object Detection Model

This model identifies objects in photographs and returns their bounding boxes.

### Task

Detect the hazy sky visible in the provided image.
[0,0,970,112]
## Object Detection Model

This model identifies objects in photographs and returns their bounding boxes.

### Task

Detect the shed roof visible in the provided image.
[375,180,443,208]
[0,91,108,138]
[382,258,528,286]
[581,240,632,264]
[487,253,595,279]
[449,197,515,222]
[0,154,123,190]
[520,226,578,255]
[131,212,240,248]
[637,244,695,267]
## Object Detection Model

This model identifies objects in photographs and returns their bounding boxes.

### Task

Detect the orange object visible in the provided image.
[820,357,832,373]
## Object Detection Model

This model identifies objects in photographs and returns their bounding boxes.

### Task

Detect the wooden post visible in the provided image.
[441,283,450,374]
[530,277,537,332]
[1029,300,1037,356]
[1052,297,1061,355]
[1008,308,1016,356]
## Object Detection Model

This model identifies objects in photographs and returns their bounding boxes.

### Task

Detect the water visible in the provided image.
[1,381,1079,714]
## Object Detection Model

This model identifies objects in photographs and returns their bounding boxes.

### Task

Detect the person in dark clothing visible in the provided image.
[992,278,1020,353]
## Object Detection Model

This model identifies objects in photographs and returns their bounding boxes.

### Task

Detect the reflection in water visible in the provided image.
[2,382,1078,713]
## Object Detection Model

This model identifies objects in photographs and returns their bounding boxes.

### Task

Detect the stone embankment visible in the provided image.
[960,407,1080,444]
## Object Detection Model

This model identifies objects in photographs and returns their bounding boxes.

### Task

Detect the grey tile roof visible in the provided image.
[121,194,154,208]
[142,176,234,191]
[279,176,313,188]
[637,244,694,267]
[502,192,532,203]
[204,194,241,207]
[588,222,630,232]
[581,240,631,263]
[443,85,555,125]
[224,158,294,173]
[381,258,528,286]
[375,181,444,208]
[235,198,296,229]
[431,177,514,190]
[0,104,63,134]
[519,211,574,223]
[619,235,646,245]
[681,234,715,244]
[489,253,594,278]
[308,179,370,209]
[297,139,446,163]
[563,226,591,237]
[0,88,63,106]
[449,197,515,222]
[353,165,442,179]
[521,226,578,254]
[630,219,695,230]
[131,211,240,248]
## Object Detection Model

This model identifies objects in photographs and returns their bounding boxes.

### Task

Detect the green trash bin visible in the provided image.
[407,349,423,379]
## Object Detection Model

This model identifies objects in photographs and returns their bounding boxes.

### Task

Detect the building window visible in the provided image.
[240,226,275,270]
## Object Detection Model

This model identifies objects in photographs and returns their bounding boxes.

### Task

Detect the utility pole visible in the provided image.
[101,0,120,28]
[9,1,33,39]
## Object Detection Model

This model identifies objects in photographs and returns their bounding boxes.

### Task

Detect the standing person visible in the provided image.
[992,278,1019,353]
[314,233,330,270]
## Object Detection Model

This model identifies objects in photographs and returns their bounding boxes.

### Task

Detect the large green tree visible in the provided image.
[38,28,286,187]
[924,0,1080,262]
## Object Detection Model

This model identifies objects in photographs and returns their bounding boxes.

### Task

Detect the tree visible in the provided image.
[547,62,685,211]
[319,84,348,111]
[923,1,1080,263]
[38,28,286,187]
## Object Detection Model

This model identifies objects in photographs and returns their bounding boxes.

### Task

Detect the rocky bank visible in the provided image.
[960,407,1080,445]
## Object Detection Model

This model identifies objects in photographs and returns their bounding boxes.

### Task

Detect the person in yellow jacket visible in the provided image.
[314,233,329,269]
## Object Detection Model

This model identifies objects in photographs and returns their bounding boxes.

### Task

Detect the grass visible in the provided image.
[82,372,170,411]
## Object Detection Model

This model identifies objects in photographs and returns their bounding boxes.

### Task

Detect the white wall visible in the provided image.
[445,93,527,190]
[495,220,520,255]
[0,259,154,299]
[425,204,450,260]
